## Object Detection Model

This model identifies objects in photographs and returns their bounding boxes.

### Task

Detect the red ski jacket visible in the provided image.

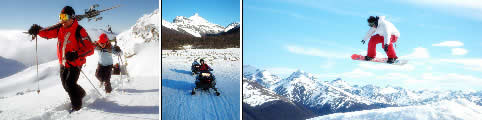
[38,20,95,68]
[199,64,211,71]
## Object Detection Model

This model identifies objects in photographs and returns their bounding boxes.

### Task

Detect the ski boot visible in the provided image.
[387,58,397,64]
[365,56,374,61]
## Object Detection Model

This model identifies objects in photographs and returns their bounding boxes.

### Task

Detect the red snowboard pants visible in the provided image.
[367,34,398,59]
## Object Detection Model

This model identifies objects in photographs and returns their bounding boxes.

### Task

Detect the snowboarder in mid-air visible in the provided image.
[28,6,95,112]
[94,33,122,93]
[360,16,400,64]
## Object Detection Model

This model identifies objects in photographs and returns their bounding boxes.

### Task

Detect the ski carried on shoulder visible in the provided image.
[351,54,407,65]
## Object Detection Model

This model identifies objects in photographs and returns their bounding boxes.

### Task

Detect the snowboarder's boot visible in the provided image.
[387,58,397,64]
[365,56,374,61]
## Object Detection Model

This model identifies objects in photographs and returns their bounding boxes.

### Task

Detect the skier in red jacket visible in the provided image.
[28,6,95,111]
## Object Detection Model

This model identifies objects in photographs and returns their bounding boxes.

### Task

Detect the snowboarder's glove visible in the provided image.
[28,24,43,35]
[361,40,366,44]
[65,51,78,61]
[113,45,122,53]
[383,44,389,52]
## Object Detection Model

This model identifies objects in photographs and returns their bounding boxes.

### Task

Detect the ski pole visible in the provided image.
[118,55,123,94]
[80,70,103,96]
[35,35,40,94]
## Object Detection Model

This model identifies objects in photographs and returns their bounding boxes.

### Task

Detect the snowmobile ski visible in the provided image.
[351,54,407,65]
[191,88,220,96]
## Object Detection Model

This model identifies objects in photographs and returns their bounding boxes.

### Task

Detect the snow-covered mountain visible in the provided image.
[309,99,482,120]
[271,70,390,115]
[224,22,240,32]
[243,65,482,117]
[243,79,316,120]
[117,9,159,57]
[162,13,237,37]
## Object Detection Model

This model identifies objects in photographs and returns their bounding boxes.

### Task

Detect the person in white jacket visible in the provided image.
[361,16,400,64]
[94,33,121,93]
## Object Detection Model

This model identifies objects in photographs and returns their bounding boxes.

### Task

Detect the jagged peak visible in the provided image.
[188,13,208,23]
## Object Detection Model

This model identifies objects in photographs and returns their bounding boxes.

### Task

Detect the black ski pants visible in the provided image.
[60,65,86,110]
[95,64,113,93]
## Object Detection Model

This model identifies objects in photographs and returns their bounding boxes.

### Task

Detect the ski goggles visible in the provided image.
[59,13,70,21]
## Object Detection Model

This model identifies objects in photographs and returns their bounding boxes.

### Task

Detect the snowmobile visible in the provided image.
[191,61,201,75]
[191,70,220,96]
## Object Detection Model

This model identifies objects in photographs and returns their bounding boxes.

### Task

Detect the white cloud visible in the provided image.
[432,41,464,47]
[400,47,430,59]
[286,45,348,58]
[376,73,414,81]
[422,73,482,85]
[400,72,482,90]
[340,68,373,79]
[0,30,57,66]
[451,48,468,55]
[439,59,482,71]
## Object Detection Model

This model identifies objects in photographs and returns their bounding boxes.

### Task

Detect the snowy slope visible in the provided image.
[242,79,316,120]
[162,48,240,120]
[309,99,482,120]
[243,79,279,107]
[0,9,159,120]
[0,56,26,79]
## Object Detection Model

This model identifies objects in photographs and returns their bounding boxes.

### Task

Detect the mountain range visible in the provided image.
[242,65,482,120]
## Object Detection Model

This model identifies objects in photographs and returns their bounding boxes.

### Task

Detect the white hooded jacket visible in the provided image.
[363,16,400,45]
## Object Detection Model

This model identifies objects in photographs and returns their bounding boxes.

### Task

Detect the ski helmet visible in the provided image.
[367,16,379,27]
[98,33,109,44]
[61,6,75,19]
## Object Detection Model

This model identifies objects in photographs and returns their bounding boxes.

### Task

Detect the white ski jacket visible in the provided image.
[96,46,121,66]
[363,16,400,45]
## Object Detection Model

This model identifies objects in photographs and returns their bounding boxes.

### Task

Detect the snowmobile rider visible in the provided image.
[199,59,213,71]
[94,33,121,93]
[361,16,400,64]
[27,6,95,111]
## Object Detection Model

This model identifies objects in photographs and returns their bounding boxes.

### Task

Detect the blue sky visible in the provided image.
[0,0,158,33]
[244,0,482,90]
[162,0,240,26]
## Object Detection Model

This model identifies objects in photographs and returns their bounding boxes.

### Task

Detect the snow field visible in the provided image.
[162,48,240,120]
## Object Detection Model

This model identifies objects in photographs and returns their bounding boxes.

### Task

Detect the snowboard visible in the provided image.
[351,54,407,65]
